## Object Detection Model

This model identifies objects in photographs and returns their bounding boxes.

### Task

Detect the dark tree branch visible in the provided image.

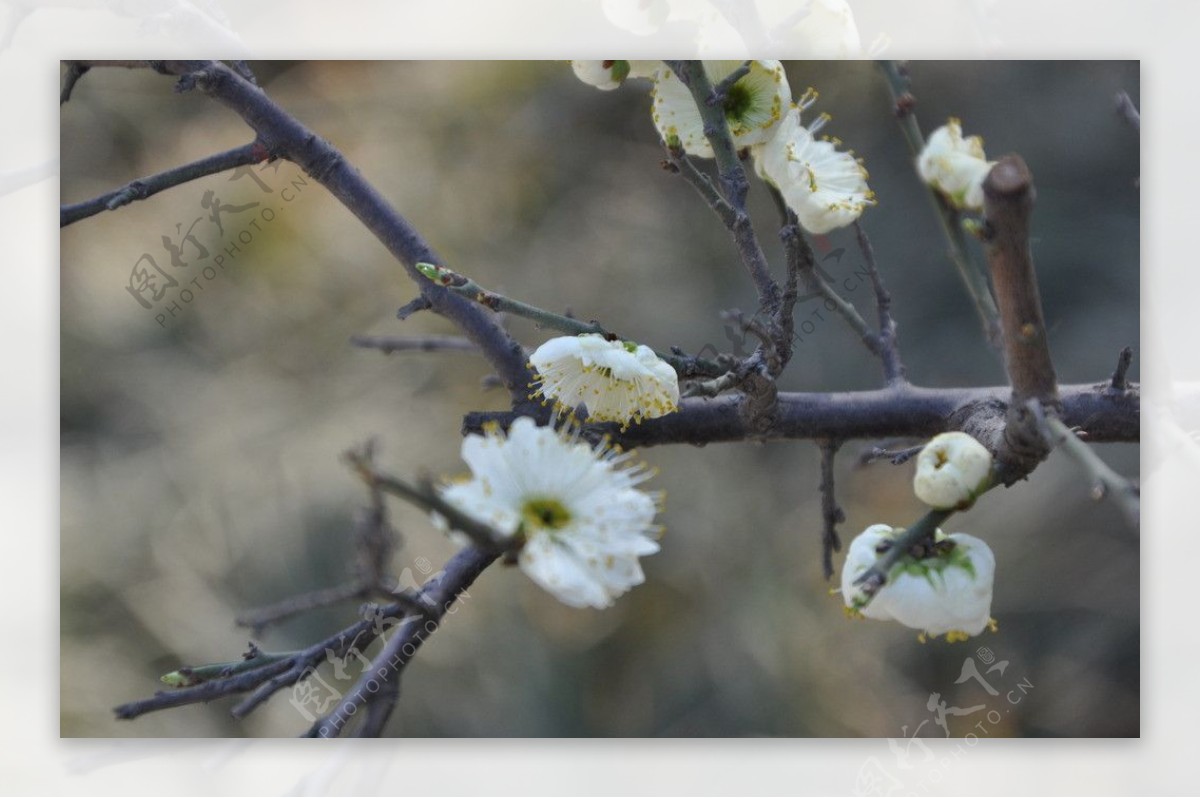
[464,381,1138,449]
[60,141,269,226]
[114,545,497,724]
[60,61,90,104]
[781,221,883,363]
[1111,346,1134,391]
[817,441,845,580]
[982,155,1061,483]
[305,545,499,737]
[149,60,537,413]
[983,156,1059,408]
[854,222,906,385]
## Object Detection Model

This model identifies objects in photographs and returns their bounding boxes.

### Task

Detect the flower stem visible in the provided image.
[414,262,727,378]
[876,60,1002,350]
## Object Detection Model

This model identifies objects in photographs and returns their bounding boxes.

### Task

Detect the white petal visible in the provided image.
[652,60,791,159]
[436,417,663,609]
[753,106,874,234]
[916,119,995,211]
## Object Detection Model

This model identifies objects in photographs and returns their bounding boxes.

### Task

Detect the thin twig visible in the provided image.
[665,61,782,319]
[876,60,1002,350]
[780,222,881,359]
[1110,346,1134,391]
[1036,411,1139,529]
[349,334,479,354]
[854,221,906,385]
[851,508,953,601]
[708,60,752,106]
[343,448,515,552]
[60,141,268,226]
[415,262,726,379]
[857,442,925,467]
[817,441,845,580]
[236,581,372,634]
[664,145,737,227]
[304,545,499,737]
[682,371,738,399]
[396,296,432,320]
[60,61,91,104]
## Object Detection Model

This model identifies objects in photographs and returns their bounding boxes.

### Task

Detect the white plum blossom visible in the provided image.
[529,333,680,428]
[571,60,660,90]
[438,417,662,609]
[917,118,996,210]
[652,60,790,158]
[841,524,996,641]
[912,431,994,510]
[752,102,875,233]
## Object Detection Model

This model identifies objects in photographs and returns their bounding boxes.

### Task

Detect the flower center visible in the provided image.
[723,82,754,122]
[521,497,573,531]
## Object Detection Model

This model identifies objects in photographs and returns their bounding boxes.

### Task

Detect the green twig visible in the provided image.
[876,60,1002,350]
[160,645,294,687]
[851,507,954,602]
[414,262,726,379]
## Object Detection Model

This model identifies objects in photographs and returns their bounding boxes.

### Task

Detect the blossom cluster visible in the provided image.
[571,59,875,234]
[841,432,998,641]
[570,61,998,231]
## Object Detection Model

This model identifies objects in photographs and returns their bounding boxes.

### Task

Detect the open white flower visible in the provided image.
[917,118,995,210]
[913,432,993,510]
[752,104,875,234]
[652,60,790,158]
[529,334,679,428]
[841,524,995,640]
[571,60,661,90]
[439,417,662,609]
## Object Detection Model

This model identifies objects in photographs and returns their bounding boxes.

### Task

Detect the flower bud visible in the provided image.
[913,432,993,510]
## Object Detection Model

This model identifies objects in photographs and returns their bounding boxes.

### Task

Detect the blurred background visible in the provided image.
[60,61,1139,738]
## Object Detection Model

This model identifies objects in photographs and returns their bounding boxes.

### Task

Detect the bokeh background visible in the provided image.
[60,61,1139,738]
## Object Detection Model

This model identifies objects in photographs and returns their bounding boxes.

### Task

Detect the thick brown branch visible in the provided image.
[982,155,1061,482]
[817,442,844,580]
[464,381,1138,449]
[983,156,1059,408]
